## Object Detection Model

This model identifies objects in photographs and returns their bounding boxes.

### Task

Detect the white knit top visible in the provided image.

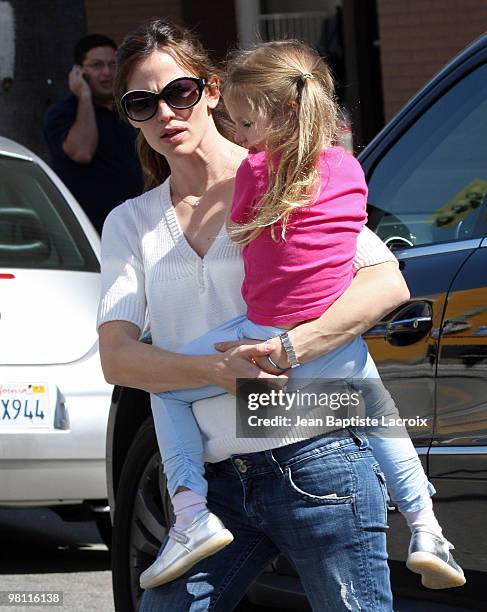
[97,178,397,462]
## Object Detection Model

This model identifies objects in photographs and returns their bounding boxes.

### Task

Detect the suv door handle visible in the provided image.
[388,316,432,332]
[386,302,433,346]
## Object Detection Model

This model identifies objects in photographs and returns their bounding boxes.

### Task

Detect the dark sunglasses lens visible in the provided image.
[164,79,201,109]
[124,92,157,121]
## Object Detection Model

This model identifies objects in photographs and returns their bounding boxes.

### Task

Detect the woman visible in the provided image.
[98,19,409,612]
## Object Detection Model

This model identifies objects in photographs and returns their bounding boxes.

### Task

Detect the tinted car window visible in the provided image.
[367,62,487,249]
[0,156,99,271]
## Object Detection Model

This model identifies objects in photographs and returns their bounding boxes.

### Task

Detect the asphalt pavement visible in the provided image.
[0,508,475,612]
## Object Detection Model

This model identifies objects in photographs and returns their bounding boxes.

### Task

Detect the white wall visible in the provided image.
[235,0,341,48]
[263,0,340,14]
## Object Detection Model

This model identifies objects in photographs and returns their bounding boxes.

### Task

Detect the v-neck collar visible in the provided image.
[160,178,227,262]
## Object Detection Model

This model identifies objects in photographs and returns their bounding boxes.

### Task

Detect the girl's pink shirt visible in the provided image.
[230,146,368,325]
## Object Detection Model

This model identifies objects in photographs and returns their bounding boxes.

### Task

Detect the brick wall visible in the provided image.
[378,0,487,120]
[84,0,182,44]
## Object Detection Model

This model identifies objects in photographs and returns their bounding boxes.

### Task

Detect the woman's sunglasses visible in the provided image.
[121,77,207,122]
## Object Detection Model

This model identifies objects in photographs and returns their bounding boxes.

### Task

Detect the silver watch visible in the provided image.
[279,332,301,368]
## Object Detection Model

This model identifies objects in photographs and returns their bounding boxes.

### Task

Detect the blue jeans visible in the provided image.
[153,314,434,513]
[140,429,393,611]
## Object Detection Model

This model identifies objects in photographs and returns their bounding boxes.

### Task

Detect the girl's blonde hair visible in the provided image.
[223,40,339,243]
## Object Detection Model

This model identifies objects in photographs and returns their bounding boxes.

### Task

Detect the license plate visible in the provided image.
[0,383,51,428]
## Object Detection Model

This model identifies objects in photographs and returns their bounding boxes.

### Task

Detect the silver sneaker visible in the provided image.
[406,529,466,589]
[139,510,234,589]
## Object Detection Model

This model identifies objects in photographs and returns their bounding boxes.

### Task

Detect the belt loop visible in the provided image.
[265,449,285,476]
[348,427,369,449]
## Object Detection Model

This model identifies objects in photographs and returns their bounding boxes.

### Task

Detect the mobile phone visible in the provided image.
[73,64,90,84]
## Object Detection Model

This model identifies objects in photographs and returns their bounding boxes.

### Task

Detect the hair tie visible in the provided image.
[300,73,314,82]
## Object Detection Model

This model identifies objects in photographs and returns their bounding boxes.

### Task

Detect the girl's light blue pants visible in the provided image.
[153,314,435,513]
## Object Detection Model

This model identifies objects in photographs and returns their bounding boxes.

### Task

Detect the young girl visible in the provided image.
[139,40,465,592]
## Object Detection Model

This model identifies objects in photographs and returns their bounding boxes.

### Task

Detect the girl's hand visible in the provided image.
[209,340,288,394]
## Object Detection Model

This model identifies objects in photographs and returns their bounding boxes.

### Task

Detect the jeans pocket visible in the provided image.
[284,456,355,505]
[373,464,390,524]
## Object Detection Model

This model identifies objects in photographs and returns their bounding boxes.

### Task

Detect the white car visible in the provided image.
[0,136,113,542]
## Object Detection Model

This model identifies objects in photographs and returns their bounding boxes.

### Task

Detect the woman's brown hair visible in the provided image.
[115,19,233,190]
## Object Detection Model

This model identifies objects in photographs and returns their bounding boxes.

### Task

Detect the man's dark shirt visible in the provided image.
[43,95,144,234]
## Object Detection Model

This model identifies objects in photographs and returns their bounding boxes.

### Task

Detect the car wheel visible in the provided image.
[111,417,173,612]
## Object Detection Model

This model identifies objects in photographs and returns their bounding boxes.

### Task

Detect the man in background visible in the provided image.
[43,34,143,234]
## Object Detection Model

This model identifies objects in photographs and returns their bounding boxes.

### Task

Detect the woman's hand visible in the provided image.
[215,337,290,374]
[210,340,288,394]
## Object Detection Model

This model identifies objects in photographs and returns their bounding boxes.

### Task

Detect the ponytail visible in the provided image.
[223,40,339,243]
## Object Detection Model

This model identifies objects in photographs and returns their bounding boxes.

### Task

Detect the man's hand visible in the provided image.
[69,65,92,100]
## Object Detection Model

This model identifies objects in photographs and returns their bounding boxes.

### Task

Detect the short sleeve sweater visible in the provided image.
[97,176,397,462]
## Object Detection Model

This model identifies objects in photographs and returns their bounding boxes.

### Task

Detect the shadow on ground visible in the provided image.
[0,507,110,574]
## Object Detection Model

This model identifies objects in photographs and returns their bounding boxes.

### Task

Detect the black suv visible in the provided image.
[106,34,487,611]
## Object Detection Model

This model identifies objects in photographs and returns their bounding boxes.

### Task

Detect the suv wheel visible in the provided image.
[111,418,173,612]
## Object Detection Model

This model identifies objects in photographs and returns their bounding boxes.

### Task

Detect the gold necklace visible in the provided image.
[171,148,235,208]
[174,193,204,208]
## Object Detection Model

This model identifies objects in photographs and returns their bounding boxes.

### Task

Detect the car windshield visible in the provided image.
[0,155,99,271]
